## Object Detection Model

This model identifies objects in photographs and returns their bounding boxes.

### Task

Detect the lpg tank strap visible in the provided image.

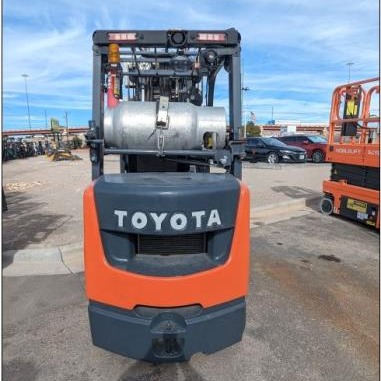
[156,96,169,129]
[156,96,170,155]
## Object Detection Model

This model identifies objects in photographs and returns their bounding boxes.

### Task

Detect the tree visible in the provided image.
[245,121,261,137]
[71,135,83,149]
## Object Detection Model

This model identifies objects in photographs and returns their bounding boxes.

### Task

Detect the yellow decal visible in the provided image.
[347,198,367,213]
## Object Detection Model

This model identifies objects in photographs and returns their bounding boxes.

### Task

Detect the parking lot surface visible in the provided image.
[3,151,330,250]
[3,152,379,380]
[3,211,379,381]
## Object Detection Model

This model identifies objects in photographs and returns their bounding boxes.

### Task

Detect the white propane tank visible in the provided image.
[104,101,227,150]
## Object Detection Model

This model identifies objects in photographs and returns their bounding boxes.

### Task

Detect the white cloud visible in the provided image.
[3,93,19,99]
[5,115,45,121]
[3,0,379,128]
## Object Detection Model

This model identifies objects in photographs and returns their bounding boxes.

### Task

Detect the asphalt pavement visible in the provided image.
[3,153,378,380]
[2,152,330,251]
[3,211,379,381]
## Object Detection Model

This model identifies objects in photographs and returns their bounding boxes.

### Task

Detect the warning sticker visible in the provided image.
[357,212,368,220]
[347,198,367,213]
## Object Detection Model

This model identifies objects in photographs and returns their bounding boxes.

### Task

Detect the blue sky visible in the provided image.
[3,0,379,130]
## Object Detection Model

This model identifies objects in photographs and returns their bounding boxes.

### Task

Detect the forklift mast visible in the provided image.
[87,29,244,180]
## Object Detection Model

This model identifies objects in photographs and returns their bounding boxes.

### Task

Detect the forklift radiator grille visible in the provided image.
[137,234,206,255]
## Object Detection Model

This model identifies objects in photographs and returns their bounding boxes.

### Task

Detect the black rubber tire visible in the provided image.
[244,151,252,161]
[312,150,324,163]
[320,197,334,215]
[266,152,279,164]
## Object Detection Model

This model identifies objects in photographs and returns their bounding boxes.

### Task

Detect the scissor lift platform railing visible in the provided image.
[321,77,380,228]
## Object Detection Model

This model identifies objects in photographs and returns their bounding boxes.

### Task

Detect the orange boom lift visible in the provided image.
[320,77,380,228]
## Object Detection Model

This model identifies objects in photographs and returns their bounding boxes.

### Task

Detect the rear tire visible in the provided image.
[266,152,279,164]
[312,150,324,163]
[320,196,334,215]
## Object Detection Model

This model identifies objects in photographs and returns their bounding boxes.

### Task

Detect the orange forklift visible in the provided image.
[83,29,250,362]
[320,77,380,228]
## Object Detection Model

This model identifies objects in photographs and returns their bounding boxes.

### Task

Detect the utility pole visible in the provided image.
[44,110,48,128]
[346,62,354,83]
[64,111,69,142]
[21,74,31,130]
[271,106,274,122]
[241,86,250,139]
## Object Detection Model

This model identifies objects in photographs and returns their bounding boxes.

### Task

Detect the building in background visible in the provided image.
[261,121,329,137]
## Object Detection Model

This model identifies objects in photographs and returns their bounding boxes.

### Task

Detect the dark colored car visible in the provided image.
[276,134,327,163]
[245,137,307,164]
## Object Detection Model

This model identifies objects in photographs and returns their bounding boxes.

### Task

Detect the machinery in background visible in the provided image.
[84,29,250,363]
[320,77,379,228]
[3,135,84,162]
[2,138,44,160]
[46,141,82,161]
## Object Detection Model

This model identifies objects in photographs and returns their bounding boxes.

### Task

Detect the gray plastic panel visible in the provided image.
[89,297,246,363]
[93,172,239,276]
[94,173,240,235]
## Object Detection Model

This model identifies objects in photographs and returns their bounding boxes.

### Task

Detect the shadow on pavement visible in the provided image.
[271,185,321,200]
[2,191,69,264]
[118,360,205,381]
[3,358,39,381]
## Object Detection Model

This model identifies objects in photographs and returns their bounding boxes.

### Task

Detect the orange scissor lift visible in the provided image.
[320,77,380,228]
